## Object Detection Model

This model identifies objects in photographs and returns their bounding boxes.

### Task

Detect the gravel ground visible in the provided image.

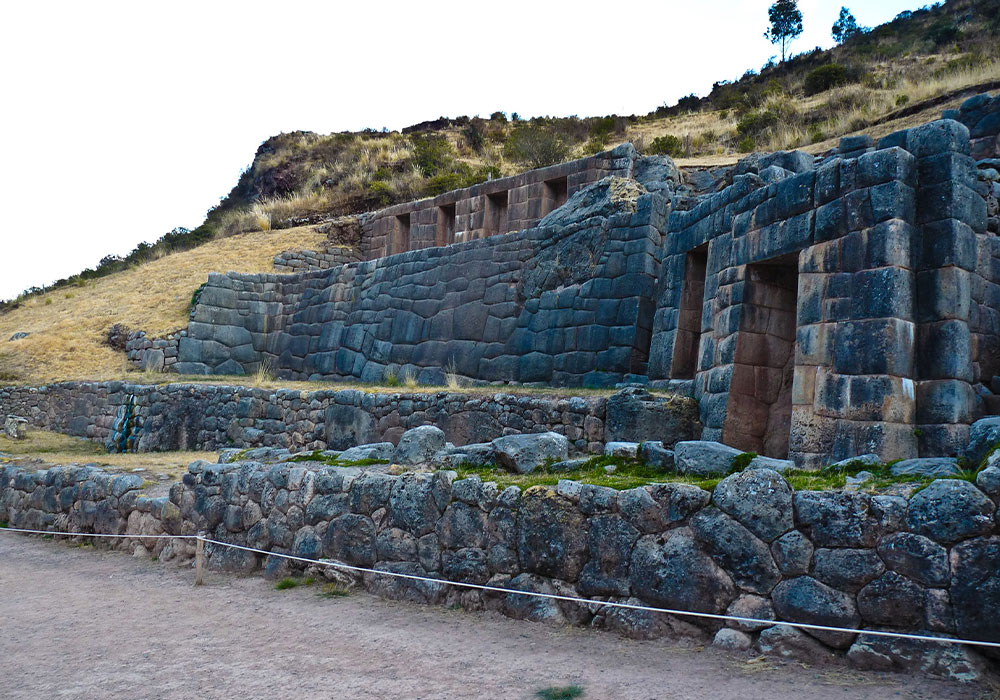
[0,534,994,700]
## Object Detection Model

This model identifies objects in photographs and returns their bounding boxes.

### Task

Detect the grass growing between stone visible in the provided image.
[535,686,584,700]
[274,576,315,591]
[318,582,352,598]
[452,454,982,494]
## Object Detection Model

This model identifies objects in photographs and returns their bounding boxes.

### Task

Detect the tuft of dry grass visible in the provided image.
[0,226,326,384]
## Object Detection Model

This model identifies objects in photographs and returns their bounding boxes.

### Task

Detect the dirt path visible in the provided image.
[0,535,993,700]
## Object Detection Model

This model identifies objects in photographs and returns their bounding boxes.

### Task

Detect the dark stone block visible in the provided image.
[833,319,913,377]
[916,320,972,381]
[849,268,913,321]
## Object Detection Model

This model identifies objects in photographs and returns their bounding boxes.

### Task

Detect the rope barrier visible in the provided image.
[3,525,999,651]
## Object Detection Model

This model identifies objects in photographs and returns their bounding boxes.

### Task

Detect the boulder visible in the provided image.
[906,479,995,544]
[793,491,880,547]
[517,487,588,582]
[757,625,836,662]
[713,628,752,651]
[674,441,741,477]
[393,426,447,465]
[604,441,639,458]
[604,387,701,446]
[691,508,781,595]
[338,442,395,463]
[812,548,884,593]
[890,458,962,477]
[539,173,644,228]
[579,514,641,597]
[492,432,569,474]
[3,415,27,440]
[323,404,377,451]
[771,530,813,576]
[965,416,1000,467]
[857,571,928,628]
[826,453,882,471]
[876,532,950,587]
[712,468,793,542]
[630,528,736,616]
[617,483,710,533]
[847,634,985,682]
[771,576,861,648]
[726,594,776,632]
[747,456,794,473]
[638,442,674,471]
[975,465,1000,499]
[949,536,1000,656]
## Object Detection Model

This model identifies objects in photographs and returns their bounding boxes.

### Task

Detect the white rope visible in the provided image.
[0,526,196,540]
[3,526,999,650]
[197,537,1000,651]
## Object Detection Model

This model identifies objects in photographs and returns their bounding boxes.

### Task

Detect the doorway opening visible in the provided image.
[392,214,411,254]
[671,247,708,379]
[542,177,568,216]
[485,191,509,237]
[437,204,456,247]
[725,255,798,458]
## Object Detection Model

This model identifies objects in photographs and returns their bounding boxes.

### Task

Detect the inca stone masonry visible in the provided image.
[40,96,1000,467]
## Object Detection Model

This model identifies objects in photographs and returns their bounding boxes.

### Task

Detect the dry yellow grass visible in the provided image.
[0,226,326,384]
[0,429,215,479]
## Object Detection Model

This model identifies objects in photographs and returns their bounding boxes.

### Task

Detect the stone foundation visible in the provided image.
[2,458,997,681]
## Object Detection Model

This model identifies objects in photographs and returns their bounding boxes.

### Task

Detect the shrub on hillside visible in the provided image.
[926,20,960,46]
[410,134,455,177]
[503,126,569,168]
[736,110,780,139]
[647,135,684,158]
[106,323,131,352]
[804,64,848,95]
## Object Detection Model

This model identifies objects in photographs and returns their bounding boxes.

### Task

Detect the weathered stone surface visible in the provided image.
[674,441,741,477]
[437,501,488,550]
[492,432,569,474]
[813,548,884,593]
[323,513,376,566]
[617,483,710,533]
[713,628,752,650]
[877,532,950,586]
[604,441,639,458]
[517,487,588,581]
[604,388,700,446]
[630,528,736,615]
[726,594,776,632]
[712,468,793,542]
[890,458,962,477]
[747,456,794,473]
[975,465,1000,499]
[857,571,928,628]
[950,536,1000,653]
[771,530,813,576]
[365,562,445,604]
[638,441,674,471]
[499,573,566,624]
[847,634,985,682]
[691,508,781,594]
[793,491,879,547]
[4,415,28,440]
[388,472,446,536]
[906,479,995,544]
[771,577,861,648]
[758,625,835,661]
[965,416,1000,467]
[338,442,394,463]
[323,403,377,451]
[393,425,446,465]
[579,514,640,596]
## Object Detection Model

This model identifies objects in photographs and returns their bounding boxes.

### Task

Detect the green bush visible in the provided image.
[647,134,684,157]
[367,180,392,207]
[410,133,455,177]
[736,110,779,138]
[503,126,570,168]
[804,64,848,95]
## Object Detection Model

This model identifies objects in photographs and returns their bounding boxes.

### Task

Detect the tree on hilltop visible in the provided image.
[764,0,803,62]
[832,6,866,44]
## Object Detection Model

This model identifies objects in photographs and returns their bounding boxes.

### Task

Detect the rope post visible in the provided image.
[195,532,205,586]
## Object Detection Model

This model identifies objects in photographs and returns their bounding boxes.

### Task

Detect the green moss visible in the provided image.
[283,450,389,468]
[731,452,757,473]
[274,576,315,591]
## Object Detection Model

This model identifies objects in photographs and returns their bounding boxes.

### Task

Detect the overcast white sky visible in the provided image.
[0,0,921,301]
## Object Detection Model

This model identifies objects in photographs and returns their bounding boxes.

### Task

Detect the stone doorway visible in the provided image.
[485,191,509,237]
[724,255,798,458]
[437,204,456,247]
[393,214,411,254]
[671,247,708,379]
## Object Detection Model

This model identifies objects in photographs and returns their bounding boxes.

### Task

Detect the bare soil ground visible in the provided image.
[0,534,994,700]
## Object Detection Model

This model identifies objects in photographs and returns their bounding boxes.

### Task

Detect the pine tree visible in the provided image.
[764,0,804,62]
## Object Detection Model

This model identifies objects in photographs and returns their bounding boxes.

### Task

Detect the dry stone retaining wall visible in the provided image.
[2,458,998,681]
[0,381,609,454]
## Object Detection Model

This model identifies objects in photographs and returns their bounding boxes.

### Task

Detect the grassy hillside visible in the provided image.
[0,227,324,384]
[1,0,998,385]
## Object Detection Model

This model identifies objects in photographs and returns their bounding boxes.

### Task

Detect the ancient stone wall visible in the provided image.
[360,144,639,259]
[272,246,362,273]
[178,185,668,387]
[3,459,997,679]
[0,381,608,454]
[649,115,997,467]
[125,330,181,372]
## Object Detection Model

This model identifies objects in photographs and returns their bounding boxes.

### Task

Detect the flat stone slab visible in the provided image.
[890,458,961,477]
[675,441,742,477]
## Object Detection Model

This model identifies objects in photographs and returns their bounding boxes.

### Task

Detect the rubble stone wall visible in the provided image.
[0,381,607,454]
[2,459,997,680]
